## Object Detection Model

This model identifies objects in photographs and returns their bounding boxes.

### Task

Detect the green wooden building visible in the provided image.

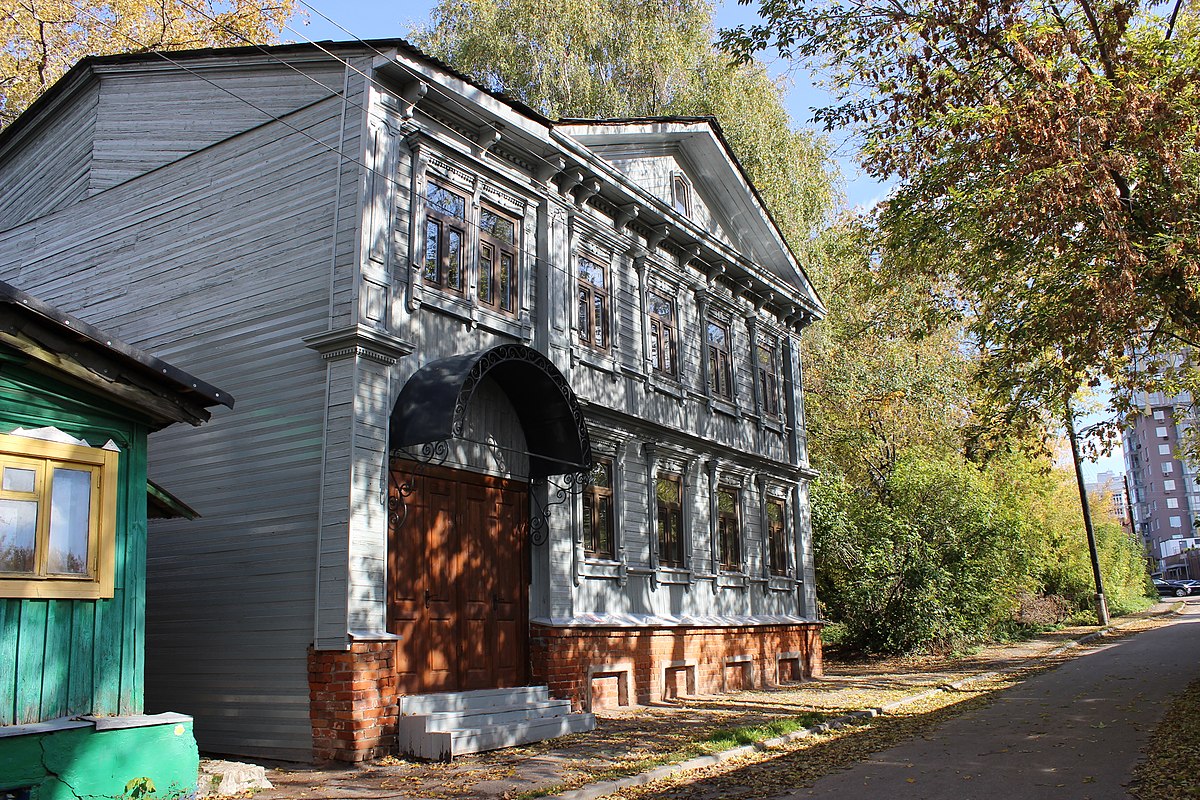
[0,282,232,800]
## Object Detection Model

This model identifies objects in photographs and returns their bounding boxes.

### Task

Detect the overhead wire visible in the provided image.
[65,3,806,323]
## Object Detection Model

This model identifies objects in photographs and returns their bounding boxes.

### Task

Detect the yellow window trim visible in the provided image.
[0,431,119,600]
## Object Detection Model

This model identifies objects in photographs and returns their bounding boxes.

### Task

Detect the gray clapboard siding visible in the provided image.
[0,81,99,230]
[89,61,347,193]
[0,89,355,760]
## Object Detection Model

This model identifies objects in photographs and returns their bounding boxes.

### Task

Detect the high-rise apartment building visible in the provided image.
[1123,392,1200,572]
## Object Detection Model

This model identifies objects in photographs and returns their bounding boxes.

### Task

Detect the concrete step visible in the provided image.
[450,712,597,756]
[397,685,550,715]
[396,686,595,760]
[424,699,573,730]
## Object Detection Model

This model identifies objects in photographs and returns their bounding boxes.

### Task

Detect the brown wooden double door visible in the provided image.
[388,464,530,694]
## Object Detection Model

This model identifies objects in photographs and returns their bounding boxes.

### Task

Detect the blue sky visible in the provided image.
[287,0,1124,481]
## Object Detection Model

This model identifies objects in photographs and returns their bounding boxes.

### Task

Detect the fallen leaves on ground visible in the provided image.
[249,613,1173,800]
[1130,675,1200,800]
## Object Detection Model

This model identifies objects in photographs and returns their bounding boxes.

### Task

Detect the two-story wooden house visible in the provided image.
[0,39,824,763]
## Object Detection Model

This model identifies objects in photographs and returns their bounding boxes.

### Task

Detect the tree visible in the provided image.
[414,0,836,243]
[1,0,296,128]
[803,215,973,488]
[722,0,1200,436]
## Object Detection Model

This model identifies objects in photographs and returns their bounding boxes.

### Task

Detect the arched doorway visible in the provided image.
[387,345,590,694]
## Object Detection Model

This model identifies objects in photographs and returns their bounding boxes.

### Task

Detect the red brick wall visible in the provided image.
[308,643,400,763]
[529,624,824,710]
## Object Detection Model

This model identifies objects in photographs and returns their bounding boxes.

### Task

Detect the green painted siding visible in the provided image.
[0,363,150,725]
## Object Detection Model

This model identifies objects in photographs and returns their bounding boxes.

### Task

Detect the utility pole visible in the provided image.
[1066,396,1110,626]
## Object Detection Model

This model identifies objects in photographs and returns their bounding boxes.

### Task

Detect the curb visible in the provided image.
[547,604,1185,800]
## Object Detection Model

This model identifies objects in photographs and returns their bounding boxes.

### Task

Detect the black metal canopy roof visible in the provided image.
[390,344,591,479]
[0,280,233,428]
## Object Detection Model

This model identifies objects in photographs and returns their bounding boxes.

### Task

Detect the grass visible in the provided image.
[690,713,830,754]
[508,712,831,800]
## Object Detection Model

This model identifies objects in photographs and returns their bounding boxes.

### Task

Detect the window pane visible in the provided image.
[499,252,514,311]
[426,182,465,218]
[578,289,591,341]
[0,498,37,573]
[481,209,516,244]
[707,322,726,348]
[657,476,680,504]
[590,461,611,488]
[579,257,606,289]
[447,229,463,290]
[594,295,607,348]
[423,220,440,283]
[3,467,35,493]
[649,294,673,320]
[596,497,611,556]
[478,243,494,303]
[48,468,91,575]
[718,488,736,513]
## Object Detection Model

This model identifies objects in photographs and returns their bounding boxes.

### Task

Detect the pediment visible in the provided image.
[557,119,823,315]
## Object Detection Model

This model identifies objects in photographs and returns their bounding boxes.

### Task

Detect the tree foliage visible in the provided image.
[815,450,1150,654]
[0,0,296,127]
[723,0,1200,432]
[803,216,972,487]
[414,0,836,242]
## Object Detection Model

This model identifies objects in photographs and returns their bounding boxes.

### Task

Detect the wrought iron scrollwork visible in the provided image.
[387,440,450,529]
[528,470,589,546]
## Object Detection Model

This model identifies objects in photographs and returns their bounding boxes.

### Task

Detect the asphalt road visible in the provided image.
[778,602,1200,799]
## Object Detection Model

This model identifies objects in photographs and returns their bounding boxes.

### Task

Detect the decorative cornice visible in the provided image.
[302,325,415,365]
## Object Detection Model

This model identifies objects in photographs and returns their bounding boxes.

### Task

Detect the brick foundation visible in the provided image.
[308,624,822,762]
[529,623,824,711]
[308,643,400,763]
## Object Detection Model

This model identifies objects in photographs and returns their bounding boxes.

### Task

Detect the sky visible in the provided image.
[287,0,1124,482]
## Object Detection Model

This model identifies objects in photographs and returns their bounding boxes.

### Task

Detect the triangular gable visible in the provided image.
[556,118,824,316]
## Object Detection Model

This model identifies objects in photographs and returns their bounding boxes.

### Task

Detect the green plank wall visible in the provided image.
[0,362,149,725]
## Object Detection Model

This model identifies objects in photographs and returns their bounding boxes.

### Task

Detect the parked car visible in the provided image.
[1154,578,1192,597]
[1175,579,1200,593]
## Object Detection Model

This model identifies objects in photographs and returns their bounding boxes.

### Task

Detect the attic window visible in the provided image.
[672,174,692,218]
[0,432,118,599]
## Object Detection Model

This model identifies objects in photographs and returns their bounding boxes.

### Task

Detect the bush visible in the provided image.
[814,449,1153,655]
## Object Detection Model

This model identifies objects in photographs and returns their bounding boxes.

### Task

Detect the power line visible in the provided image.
[65,5,808,326]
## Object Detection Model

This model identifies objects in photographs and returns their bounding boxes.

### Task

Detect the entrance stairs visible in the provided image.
[396,686,596,760]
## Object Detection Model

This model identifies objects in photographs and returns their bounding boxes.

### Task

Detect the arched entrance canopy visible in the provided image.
[390,344,591,479]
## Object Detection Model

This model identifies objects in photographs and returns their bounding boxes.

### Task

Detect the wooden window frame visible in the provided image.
[706,319,733,400]
[477,203,520,316]
[656,472,685,568]
[767,497,788,577]
[423,180,468,295]
[756,338,780,416]
[577,255,610,352]
[583,459,615,559]
[647,291,678,378]
[717,485,741,572]
[672,174,692,218]
[0,433,119,599]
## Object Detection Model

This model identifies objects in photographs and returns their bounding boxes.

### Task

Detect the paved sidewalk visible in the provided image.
[249,603,1181,800]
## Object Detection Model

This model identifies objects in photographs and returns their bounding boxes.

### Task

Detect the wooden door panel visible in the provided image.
[389,468,427,693]
[389,463,530,694]
[424,476,458,692]
[459,481,494,690]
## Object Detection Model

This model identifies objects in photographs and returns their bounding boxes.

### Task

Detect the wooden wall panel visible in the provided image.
[0,367,147,726]
[0,94,350,760]
[0,81,99,230]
